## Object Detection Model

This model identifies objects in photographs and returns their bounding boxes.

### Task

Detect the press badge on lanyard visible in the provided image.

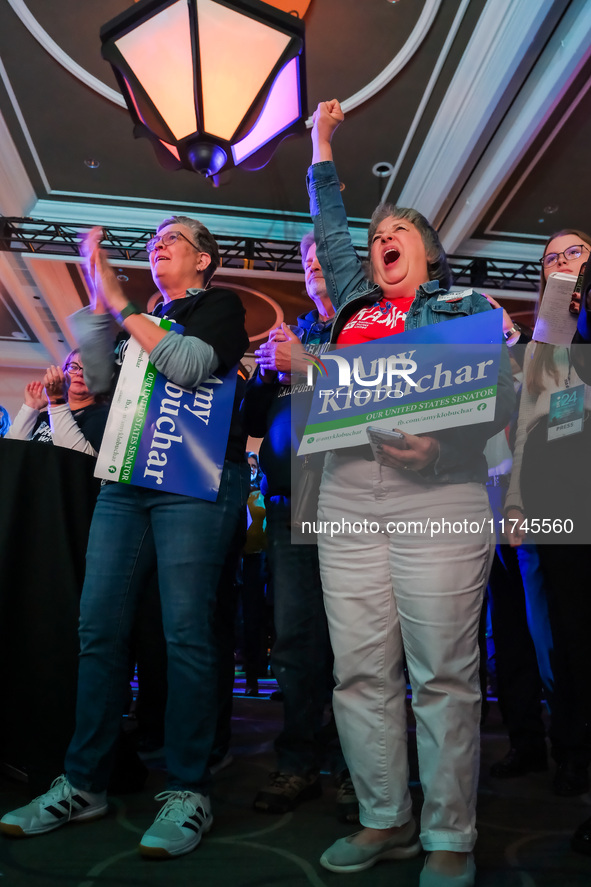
[547,384,585,441]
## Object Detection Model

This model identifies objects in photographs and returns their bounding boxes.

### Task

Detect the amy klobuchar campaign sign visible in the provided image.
[298,309,504,456]
[95,316,237,501]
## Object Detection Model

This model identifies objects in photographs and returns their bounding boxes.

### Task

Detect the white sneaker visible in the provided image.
[0,774,108,836]
[139,790,213,858]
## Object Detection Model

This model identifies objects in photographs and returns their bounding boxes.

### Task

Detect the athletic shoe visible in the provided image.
[139,790,213,858]
[253,771,321,814]
[320,819,421,873]
[0,774,107,837]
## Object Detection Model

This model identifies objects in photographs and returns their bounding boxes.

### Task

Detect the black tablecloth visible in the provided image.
[0,438,101,793]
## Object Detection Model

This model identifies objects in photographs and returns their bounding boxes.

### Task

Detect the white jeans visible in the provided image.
[317,453,493,852]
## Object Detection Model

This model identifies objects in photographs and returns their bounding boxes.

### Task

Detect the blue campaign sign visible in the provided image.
[129,367,237,500]
[98,316,238,500]
[299,309,504,454]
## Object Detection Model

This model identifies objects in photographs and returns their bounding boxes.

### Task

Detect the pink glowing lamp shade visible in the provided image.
[231,57,301,166]
[101,0,307,175]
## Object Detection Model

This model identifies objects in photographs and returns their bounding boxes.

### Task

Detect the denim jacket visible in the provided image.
[307,160,516,485]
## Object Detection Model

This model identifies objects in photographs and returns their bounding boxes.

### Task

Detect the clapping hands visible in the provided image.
[43,365,67,404]
[255,323,307,376]
[81,226,125,316]
[23,381,48,411]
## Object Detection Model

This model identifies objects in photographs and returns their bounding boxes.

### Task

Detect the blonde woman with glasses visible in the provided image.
[505,228,591,802]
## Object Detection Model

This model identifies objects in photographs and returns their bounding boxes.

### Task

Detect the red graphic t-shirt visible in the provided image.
[337,295,414,346]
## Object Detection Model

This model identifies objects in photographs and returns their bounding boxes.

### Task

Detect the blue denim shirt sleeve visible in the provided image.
[307,161,370,309]
[431,379,515,481]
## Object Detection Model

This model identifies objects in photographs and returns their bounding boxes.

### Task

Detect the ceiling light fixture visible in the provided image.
[100,0,307,181]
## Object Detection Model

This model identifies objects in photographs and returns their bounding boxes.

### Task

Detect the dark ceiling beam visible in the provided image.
[0,216,541,292]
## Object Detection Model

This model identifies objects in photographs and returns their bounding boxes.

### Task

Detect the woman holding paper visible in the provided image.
[308,101,514,887]
[0,217,250,859]
[505,229,591,801]
[505,229,591,537]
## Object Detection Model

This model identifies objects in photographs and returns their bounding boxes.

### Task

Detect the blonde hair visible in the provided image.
[527,229,591,395]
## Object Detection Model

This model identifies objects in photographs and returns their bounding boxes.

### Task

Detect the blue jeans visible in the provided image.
[266,497,343,774]
[65,461,248,794]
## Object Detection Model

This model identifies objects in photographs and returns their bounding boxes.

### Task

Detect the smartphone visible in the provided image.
[569,262,587,316]
[366,425,409,458]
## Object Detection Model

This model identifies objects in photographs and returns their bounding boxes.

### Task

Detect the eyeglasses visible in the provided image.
[65,362,84,375]
[146,230,199,254]
[540,244,590,268]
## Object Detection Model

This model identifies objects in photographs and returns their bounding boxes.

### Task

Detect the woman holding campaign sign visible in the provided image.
[307,100,515,886]
[0,217,250,858]
[505,230,591,815]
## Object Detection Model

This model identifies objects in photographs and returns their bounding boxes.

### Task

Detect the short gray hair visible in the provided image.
[299,230,315,266]
[367,204,451,291]
[158,215,220,285]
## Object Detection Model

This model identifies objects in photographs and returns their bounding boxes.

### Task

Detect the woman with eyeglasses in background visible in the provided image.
[5,349,108,455]
[505,229,591,804]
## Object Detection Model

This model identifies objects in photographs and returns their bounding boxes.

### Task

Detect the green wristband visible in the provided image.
[117,302,141,325]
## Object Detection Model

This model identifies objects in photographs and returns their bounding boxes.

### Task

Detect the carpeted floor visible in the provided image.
[1,696,590,887]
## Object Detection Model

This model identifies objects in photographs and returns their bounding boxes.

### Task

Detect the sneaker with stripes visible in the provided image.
[139,790,213,858]
[0,774,108,836]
